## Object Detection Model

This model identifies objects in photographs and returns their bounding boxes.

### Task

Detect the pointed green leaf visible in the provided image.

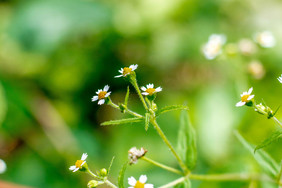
[255,130,282,152]
[118,161,128,188]
[156,105,189,117]
[107,156,115,175]
[101,117,143,126]
[124,86,130,107]
[145,113,150,131]
[177,111,197,170]
[277,161,282,184]
[174,179,191,188]
[234,131,279,177]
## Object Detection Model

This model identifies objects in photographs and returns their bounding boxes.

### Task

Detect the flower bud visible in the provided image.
[100,168,108,177]
[88,180,99,188]
[254,103,267,115]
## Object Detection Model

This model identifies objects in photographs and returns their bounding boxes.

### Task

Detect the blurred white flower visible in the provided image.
[248,61,265,80]
[128,147,147,164]
[128,175,153,188]
[69,153,88,172]
[115,64,138,78]
[202,34,226,60]
[278,74,282,83]
[0,159,7,174]
[236,87,254,107]
[238,38,257,55]
[254,31,275,48]
[141,84,162,96]
[92,85,111,105]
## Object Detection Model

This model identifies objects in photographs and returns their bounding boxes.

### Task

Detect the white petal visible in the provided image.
[130,64,138,71]
[115,74,123,78]
[98,99,105,105]
[236,101,246,107]
[129,187,134,188]
[155,87,162,92]
[81,153,88,160]
[119,69,123,73]
[0,159,6,174]
[145,184,154,188]
[91,96,98,101]
[104,85,110,92]
[247,95,254,100]
[147,84,154,88]
[139,175,147,183]
[247,87,253,94]
[96,89,102,94]
[128,177,137,186]
[73,168,79,172]
[81,161,86,166]
[69,165,76,170]
[105,92,111,97]
[141,86,147,91]
[142,92,149,95]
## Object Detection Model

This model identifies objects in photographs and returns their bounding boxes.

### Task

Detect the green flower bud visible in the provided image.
[88,180,99,188]
[100,168,108,177]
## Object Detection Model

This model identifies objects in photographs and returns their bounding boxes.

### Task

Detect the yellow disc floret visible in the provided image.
[241,94,250,102]
[98,91,107,100]
[146,88,156,95]
[123,67,132,76]
[134,181,145,188]
[75,160,84,168]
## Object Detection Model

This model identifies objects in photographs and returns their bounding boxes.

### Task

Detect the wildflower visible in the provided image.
[202,34,226,60]
[128,147,147,165]
[0,159,7,174]
[92,85,111,105]
[254,31,275,48]
[141,84,162,96]
[248,61,265,80]
[128,175,154,188]
[278,74,282,83]
[69,153,88,172]
[236,87,255,107]
[238,38,257,55]
[115,64,138,78]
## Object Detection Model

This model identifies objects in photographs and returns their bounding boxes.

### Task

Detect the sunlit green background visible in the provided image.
[0,0,281,187]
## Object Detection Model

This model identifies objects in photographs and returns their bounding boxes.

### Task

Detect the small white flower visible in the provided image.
[128,175,154,188]
[238,38,257,56]
[128,147,147,164]
[236,87,255,107]
[115,64,138,78]
[0,159,7,174]
[278,74,282,83]
[91,85,111,105]
[202,34,226,60]
[254,31,275,48]
[69,153,88,172]
[141,84,162,96]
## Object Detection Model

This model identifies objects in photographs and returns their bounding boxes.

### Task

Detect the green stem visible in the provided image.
[159,174,190,188]
[87,169,117,188]
[107,99,143,118]
[273,117,282,129]
[87,169,99,179]
[150,119,189,173]
[104,180,118,188]
[130,79,148,111]
[141,156,183,175]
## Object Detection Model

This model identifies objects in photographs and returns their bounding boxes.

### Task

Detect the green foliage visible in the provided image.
[118,162,128,188]
[101,117,143,126]
[145,113,150,131]
[174,179,191,188]
[177,111,197,170]
[107,156,115,175]
[0,83,7,127]
[235,131,279,177]
[255,130,282,152]
[124,86,130,107]
[156,105,189,117]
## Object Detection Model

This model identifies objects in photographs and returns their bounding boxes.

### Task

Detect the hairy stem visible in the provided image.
[108,99,143,118]
[130,79,149,111]
[104,180,118,188]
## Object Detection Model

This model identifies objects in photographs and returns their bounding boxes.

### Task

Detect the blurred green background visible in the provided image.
[0,0,281,187]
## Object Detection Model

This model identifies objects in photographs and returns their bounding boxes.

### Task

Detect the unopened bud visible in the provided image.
[88,180,99,188]
[100,168,108,177]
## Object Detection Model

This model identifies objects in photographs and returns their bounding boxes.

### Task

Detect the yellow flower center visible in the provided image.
[123,67,132,76]
[75,160,84,168]
[98,91,107,100]
[241,94,250,102]
[146,88,155,95]
[134,181,145,188]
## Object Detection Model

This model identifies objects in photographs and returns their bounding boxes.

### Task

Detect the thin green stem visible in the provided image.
[87,169,117,188]
[130,79,148,111]
[107,99,143,118]
[273,117,282,129]
[150,119,189,173]
[104,180,118,188]
[87,169,99,179]
[277,162,282,188]
[141,156,183,175]
[159,174,190,188]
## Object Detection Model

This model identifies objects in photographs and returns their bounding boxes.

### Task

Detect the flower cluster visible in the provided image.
[128,147,147,164]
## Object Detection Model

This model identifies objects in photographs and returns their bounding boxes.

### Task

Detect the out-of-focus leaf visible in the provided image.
[101,117,143,126]
[118,162,128,188]
[277,161,282,185]
[156,105,188,117]
[124,86,130,107]
[107,156,115,175]
[145,113,150,131]
[177,111,197,170]
[0,83,7,127]
[174,179,191,188]
[255,130,282,152]
[235,131,279,177]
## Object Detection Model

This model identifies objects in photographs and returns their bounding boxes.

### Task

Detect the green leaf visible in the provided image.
[101,117,143,126]
[156,105,189,117]
[174,179,191,188]
[145,113,150,131]
[124,86,130,107]
[255,130,282,152]
[0,83,7,127]
[177,111,197,170]
[118,161,128,188]
[234,131,279,177]
[107,156,115,175]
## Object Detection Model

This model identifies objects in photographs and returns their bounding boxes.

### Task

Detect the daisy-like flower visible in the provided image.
[69,153,88,172]
[0,159,7,174]
[202,34,226,60]
[128,175,154,188]
[254,31,276,48]
[238,38,257,56]
[128,147,147,164]
[236,87,255,107]
[141,84,162,96]
[115,64,138,78]
[278,74,282,83]
[91,85,111,105]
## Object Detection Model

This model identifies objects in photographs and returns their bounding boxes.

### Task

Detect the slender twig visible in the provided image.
[130,79,149,111]
[159,174,190,188]
[87,169,117,188]
[273,117,282,129]
[141,156,183,175]
[108,99,143,118]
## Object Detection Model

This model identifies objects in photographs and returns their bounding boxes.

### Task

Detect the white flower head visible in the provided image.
[202,34,226,60]
[115,64,138,78]
[91,85,111,105]
[141,84,162,96]
[254,31,275,48]
[0,159,7,174]
[128,147,147,165]
[69,153,88,172]
[128,175,154,188]
[238,38,257,55]
[278,74,282,83]
[236,87,255,107]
